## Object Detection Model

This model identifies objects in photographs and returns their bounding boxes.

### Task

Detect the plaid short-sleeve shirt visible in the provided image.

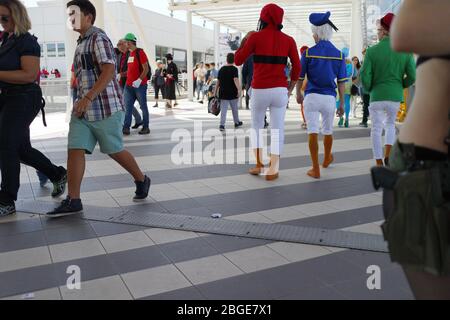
[73,26,124,121]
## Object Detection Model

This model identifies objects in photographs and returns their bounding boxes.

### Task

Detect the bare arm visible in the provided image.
[234,77,241,98]
[0,56,39,84]
[391,0,450,55]
[296,80,304,104]
[213,79,220,97]
[337,82,345,116]
[74,63,115,116]
[140,63,149,81]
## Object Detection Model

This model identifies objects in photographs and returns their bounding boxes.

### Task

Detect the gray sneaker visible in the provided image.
[0,202,16,217]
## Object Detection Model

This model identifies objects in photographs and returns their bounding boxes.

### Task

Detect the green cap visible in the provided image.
[124,33,137,42]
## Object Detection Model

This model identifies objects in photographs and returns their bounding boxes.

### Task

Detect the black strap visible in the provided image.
[41,97,47,127]
[447,110,450,159]
[253,55,288,65]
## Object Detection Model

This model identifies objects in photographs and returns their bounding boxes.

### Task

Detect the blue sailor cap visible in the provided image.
[309,11,339,31]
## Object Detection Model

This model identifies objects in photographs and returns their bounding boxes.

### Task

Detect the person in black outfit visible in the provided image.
[164,53,178,108]
[214,53,243,132]
[0,0,67,217]
[152,61,165,108]
[359,48,370,127]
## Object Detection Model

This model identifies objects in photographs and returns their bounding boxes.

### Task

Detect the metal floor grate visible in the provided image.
[17,200,388,253]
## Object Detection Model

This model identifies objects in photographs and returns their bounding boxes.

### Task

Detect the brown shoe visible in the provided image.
[249,148,265,175]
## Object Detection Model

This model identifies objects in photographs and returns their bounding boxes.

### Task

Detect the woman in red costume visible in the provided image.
[235,3,301,181]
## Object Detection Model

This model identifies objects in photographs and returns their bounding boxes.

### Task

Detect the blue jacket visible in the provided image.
[300,40,348,97]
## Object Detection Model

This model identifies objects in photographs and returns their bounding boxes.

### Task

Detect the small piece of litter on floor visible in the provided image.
[22,293,35,300]
[211,213,222,219]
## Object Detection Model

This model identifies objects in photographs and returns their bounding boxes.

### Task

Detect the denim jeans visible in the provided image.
[0,85,63,203]
[123,84,149,129]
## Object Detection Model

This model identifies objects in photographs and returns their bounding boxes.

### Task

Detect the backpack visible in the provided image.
[135,48,152,81]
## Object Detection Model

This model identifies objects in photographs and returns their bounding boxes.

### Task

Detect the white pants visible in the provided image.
[250,87,288,155]
[304,93,336,135]
[369,101,400,159]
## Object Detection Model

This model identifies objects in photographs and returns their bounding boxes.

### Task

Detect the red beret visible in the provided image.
[380,13,395,32]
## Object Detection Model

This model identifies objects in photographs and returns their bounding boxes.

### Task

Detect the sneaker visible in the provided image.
[199,101,204,104]
[37,171,49,187]
[234,121,243,128]
[51,167,67,198]
[344,119,349,128]
[46,197,83,218]
[134,176,151,201]
[0,202,16,217]
[139,128,151,135]
[132,122,143,129]
[219,125,225,132]
[123,128,131,136]
[152,104,158,108]
[338,117,344,128]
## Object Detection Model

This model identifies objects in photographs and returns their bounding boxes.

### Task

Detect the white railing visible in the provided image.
[39,76,189,113]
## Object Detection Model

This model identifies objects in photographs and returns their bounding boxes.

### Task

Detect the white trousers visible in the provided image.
[304,93,336,135]
[369,101,400,159]
[250,87,288,155]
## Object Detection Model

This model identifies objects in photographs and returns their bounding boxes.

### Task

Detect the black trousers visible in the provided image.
[0,85,62,203]
[154,85,165,100]
[362,94,371,124]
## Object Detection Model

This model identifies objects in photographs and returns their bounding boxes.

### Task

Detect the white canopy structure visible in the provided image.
[169,0,365,100]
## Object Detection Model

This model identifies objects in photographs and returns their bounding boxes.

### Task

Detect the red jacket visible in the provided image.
[235,4,301,89]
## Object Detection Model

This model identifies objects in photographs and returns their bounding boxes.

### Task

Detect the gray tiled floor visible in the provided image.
[0,100,414,300]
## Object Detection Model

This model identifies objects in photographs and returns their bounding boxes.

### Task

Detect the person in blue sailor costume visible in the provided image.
[296,11,348,179]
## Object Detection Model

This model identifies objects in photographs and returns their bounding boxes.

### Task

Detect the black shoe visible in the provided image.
[384,158,390,167]
[37,171,49,187]
[219,125,225,132]
[199,101,204,104]
[132,122,143,129]
[0,202,16,217]
[359,122,368,128]
[153,104,158,108]
[174,102,178,106]
[134,176,151,201]
[123,128,131,136]
[139,128,151,135]
[51,167,67,198]
[264,121,269,129]
[46,197,83,218]
[234,121,243,128]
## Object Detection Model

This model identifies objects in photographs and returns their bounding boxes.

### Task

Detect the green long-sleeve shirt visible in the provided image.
[360,37,416,103]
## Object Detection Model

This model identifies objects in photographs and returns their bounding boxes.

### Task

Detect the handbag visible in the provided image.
[208,96,221,116]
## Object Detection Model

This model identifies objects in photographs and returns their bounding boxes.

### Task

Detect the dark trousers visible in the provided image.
[362,94,371,124]
[154,85,165,100]
[0,86,62,203]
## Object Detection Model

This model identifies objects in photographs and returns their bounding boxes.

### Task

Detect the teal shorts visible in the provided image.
[68,111,125,155]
